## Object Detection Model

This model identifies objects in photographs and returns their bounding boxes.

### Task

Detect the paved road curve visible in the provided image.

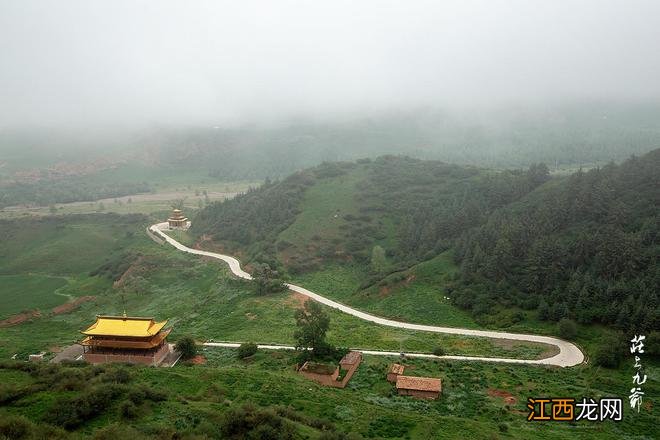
[150,223,585,367]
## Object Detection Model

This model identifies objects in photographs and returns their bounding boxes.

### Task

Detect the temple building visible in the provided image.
[167,208,189,229]
[80,314,172,366]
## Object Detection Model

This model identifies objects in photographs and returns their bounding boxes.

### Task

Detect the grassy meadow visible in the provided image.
[294,253,478,329]
[0,213,551,362]
[0,348,657,439]
[0,210,656,439]
[0,275,68,320]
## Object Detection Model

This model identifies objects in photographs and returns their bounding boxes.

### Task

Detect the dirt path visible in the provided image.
[150,222,585,367]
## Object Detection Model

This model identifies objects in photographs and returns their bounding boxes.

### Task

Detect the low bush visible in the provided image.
[221,403,297,439]
[557,318,578,340]
[0,415,34,439]
[238,342,258,359]
[175,336,197,360]
[44,384,124,429]
[101,367,131,384]
[593,333,626,368]
[128,384,167,404]
[0,384,28,405]
[119,400,139,420]
[92,423,145,440]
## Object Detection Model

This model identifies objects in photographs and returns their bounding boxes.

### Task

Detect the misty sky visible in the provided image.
[1,0,659,127]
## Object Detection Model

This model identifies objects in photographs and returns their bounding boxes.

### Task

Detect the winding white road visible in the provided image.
[150,223,585,367]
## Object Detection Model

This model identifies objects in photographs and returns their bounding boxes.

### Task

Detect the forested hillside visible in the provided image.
[192,157,550,271]
[0,178,150,208]
[453,150,659,332]
[193,150,659,333]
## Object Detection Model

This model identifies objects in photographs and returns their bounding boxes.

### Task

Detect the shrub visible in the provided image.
[128,384,167,404]
[119,400,139,419]
[276,240,293,251]
[557,318,578,340]
[645,331,660,357]
[0,384,27,405]
[0,415,34,439]
[318,432,362,440]
[221,403,297,439]
[175,336,197,360]
[238,342,258,359]
[102,367,131,384]
[432,346,445,356]
[593,334,626,368]
[92,423,145,440]
[45,385,124,429]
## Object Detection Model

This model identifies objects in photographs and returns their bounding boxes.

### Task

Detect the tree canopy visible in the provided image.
[294,301,331,358]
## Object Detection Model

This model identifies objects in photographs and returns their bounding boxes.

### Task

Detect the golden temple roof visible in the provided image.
[81,315,168,337]
[81,328,171,348]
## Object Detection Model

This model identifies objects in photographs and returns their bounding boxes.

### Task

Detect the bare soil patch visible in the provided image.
[189,355,207,365]
[487,388,518,405]
[0,310,41,327]
[52,296,95,315]
[285,291,308,308]
[378,285,392,297]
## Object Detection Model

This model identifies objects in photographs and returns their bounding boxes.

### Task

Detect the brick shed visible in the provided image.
[339,351,362,370]
[396,375,442,399]
[386,363,405,383]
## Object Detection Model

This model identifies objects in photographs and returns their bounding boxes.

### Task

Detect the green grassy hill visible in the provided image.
[192,157,547,270]
[192,152,659,341]
[0,188,657,438]
[0,213,549,361]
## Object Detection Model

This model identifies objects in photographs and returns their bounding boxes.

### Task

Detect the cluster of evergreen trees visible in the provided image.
[191,162,353,266]
[0,178,150,208]
[356,156,552,264]
[453,150,659,331]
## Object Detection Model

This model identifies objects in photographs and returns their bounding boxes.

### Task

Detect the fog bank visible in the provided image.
[1,1,659,127]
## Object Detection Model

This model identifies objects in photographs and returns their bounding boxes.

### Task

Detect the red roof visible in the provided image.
[396,375,442,392]
[388,363,405,375]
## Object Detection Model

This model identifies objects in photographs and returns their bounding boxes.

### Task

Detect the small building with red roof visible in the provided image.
[395,375,442,399]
